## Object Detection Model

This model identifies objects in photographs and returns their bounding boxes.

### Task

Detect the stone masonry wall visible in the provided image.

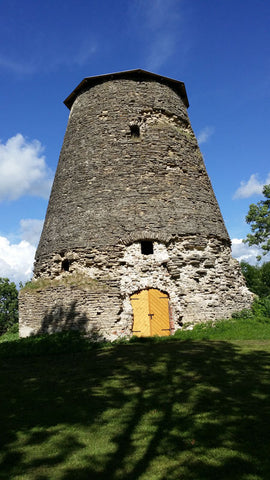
[19,281,123,340]
[35,78,229,272]
[19,236,253,339]
[19,73,253,339]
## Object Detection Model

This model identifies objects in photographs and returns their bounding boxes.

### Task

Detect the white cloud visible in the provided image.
[20,219,44,246]
[142,0,180,30]
[0,218,44,285]
[133,0,188,71]
[147,35,175,71]
[0,236,36,285]
[231,238,270,265]
[0,55,35,75]
[197,126,215,145]
[233,173,270,199]
[71,43,97,68]
[0,134,53,201]
[0,36,97,75]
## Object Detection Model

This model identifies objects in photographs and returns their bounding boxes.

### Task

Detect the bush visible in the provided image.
[252,296,270,318]
[232,308,254,319]
[240,261,270,297]
[0,278,18,336]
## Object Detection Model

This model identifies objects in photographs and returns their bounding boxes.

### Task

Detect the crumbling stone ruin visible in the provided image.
[19,69,253,339]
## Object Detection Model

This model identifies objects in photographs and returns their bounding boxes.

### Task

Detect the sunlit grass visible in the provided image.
[173,316,270,341]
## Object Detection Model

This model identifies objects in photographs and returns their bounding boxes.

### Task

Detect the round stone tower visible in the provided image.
[19,69,253,339]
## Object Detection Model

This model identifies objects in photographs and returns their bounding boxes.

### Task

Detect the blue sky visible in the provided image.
[0,0,269,284]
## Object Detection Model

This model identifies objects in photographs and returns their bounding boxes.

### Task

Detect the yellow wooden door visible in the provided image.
[131,290,151,337]
[130,289,170,337]
[149,289,170,336]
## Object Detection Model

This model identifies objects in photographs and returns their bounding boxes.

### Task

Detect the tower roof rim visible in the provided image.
[63,69,189,110]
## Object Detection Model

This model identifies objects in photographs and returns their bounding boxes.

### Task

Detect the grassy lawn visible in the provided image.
[1,329,270,479]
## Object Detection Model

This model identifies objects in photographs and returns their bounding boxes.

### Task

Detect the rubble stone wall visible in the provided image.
[19,279,123,340]
[35,78,229,272]
[19,236,253,339]
[19,73,253,338]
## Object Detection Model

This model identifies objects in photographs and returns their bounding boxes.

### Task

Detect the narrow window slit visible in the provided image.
[141,241,153,255]
[130,124,140,138]
[62,259,70,272]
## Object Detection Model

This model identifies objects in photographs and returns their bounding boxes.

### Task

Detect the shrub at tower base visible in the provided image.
[0,277,18,336]
[19,70,253,340]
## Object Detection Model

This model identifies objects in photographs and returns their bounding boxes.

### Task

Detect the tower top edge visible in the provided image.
[63,69,189,110]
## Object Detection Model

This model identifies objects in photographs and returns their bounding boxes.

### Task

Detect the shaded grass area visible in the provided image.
[2,314,270,358]
[1,338,270,479]
[0,330,103,358]
[0,316,270,358]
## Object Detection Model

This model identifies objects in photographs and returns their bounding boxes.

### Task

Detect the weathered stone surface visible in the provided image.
[19,70,253,339]
[19,281,123,340]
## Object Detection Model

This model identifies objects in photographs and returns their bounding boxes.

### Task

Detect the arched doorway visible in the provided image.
[130,289,171,337]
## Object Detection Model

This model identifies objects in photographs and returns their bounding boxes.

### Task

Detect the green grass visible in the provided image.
[2,314,270,354]
[20,273,104,292]
[173,316,270,340]
[1,320,270,479]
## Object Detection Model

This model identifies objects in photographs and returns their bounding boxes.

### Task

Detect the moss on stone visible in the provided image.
[20,273,103,293]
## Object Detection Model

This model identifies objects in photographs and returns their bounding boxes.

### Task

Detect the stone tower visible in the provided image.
[19,69,253,339]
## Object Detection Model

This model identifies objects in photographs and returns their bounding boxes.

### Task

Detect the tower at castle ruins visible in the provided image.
[19,69,253,339]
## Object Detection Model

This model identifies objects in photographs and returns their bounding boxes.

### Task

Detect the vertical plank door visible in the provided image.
[149,289,170,336]
[130,290,151,336]
[131,289,170,337]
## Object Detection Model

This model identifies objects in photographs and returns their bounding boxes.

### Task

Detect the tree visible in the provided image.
[261,261,270,295]
[240,261,270,297]
[244,184,270,260]
[0,278,18,335]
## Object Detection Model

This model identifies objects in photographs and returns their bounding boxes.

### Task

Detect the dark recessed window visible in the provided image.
[141,241,153,255]
[62,259,70,272]
[130,124,140,138]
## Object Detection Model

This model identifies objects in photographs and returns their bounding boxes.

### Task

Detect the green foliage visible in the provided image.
[240,261,270,297]
[252,296,270,318]
[231,308,254,319]
[0,277,18,336]
[261,261,270,290]
[231,296,270,322]
[0,323,19,343]
[244,183,270,259]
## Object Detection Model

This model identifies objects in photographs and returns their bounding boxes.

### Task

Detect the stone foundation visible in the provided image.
[19,236,253,340]
[19,280,123,340]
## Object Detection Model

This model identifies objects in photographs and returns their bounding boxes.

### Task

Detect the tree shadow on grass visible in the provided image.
[1,340,270,479]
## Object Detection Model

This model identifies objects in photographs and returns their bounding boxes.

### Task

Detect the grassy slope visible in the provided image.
[1,328,270,479]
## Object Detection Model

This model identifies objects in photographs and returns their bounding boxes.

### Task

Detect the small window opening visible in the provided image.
[62,259,70,272]
[130,124,140,138]
[141,241,153,255]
